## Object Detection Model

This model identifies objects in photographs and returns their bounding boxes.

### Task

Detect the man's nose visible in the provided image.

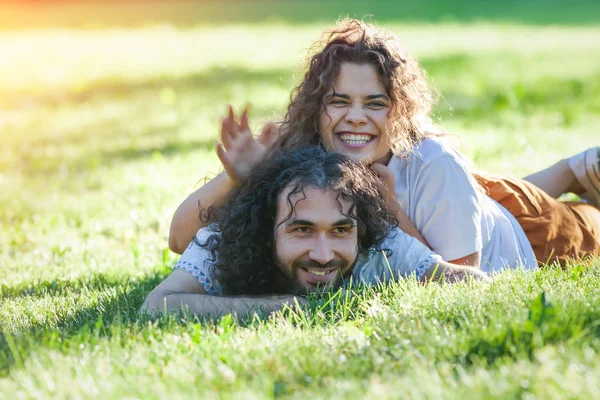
[308,234,335,265]
[344,105,368,126]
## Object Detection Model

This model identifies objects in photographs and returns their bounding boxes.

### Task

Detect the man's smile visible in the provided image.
[297,266,340,285]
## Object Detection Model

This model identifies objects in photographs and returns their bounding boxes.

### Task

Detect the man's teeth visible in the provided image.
[306,268,334,276]
[339,133,372,144]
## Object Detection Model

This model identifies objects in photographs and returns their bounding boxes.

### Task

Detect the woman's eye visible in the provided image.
[367,102,386,109]
[329,99,348,106]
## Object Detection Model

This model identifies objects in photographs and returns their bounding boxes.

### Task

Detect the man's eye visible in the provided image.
[295,227,310,233]
[333,227,349,234]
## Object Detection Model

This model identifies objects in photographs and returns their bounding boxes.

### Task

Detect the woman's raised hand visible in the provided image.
[216,105,278,183]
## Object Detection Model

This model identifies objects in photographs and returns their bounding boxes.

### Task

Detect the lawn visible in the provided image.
[1,1,600,398]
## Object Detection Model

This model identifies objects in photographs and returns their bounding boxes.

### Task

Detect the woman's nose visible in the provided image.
[344,106,368,126]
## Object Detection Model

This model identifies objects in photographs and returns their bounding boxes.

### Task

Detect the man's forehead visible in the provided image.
[276,185,354,221]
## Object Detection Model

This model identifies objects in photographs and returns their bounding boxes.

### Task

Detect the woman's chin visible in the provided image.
[331,146,376,163]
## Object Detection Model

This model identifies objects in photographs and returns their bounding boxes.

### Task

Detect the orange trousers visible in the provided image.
[474,174,600,266]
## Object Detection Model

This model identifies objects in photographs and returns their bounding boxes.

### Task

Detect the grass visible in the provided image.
[1,1,600,398]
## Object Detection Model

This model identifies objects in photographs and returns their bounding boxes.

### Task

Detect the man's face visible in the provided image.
[274,186,359,293]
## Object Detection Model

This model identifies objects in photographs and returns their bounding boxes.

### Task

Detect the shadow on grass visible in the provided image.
[2,66,294,110]
[18,134,217,179]
[4,66,293,176]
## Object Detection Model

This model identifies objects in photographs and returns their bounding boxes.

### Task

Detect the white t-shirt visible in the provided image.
[174,227,444,295]
[389,137,536,273]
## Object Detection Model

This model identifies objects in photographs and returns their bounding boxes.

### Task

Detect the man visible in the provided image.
[141,147,492,319]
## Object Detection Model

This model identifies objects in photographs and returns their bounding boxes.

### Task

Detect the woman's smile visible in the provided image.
[319,62,394,164]
[336,132,376,147]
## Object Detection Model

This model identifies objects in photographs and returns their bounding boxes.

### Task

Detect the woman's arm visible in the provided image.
[168,106,278,254]
[410,154,484,268]
[168,172,236,254]
[373,157,482,269]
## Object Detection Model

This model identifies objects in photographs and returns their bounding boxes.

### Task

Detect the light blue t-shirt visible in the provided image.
[174,227,443,295]
[389,137,537,273]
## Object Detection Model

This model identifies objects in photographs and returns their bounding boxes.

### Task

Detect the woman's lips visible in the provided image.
[336,132,375,149]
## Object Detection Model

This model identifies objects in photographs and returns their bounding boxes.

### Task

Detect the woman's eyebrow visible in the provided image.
[326,92,389,100]
[365,94,390,100]
[327,90,349,99]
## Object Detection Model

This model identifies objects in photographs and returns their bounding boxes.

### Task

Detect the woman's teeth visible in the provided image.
[339,133,372,145]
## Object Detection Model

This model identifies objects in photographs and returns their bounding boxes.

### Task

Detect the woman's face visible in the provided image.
[319,62,394,164]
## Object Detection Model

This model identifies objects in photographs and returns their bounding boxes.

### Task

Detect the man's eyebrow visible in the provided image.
[285,218,355,228]
[332,218,355,227]
[285,219,316,228]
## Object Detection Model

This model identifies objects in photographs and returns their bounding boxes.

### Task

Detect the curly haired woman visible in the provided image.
[169,19,600,272]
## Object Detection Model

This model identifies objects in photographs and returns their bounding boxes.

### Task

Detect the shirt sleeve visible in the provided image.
[352,228,443,284]
[411,155,483,261]
[172,227,222,295]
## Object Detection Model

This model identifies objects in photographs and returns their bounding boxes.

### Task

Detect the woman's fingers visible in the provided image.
[258,121,279,148]
[240,107,250,133]
[372,163,394,182]
[220,117,235,149]
[216,142,235,175]
[226,105,241,138]
[216,141,229,165]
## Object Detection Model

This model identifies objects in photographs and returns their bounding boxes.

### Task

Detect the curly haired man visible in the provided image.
[141,147,490,319]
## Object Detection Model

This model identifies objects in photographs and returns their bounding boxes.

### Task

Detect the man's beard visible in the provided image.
[273,255,358,295]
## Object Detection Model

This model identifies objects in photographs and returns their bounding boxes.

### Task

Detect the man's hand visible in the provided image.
[216,105,278,183]
[424,260,492,284]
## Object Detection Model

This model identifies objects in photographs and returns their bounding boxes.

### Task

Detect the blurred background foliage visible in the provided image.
[1,0,600,29]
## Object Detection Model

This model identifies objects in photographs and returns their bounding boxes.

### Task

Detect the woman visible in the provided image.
[169,19,600,270]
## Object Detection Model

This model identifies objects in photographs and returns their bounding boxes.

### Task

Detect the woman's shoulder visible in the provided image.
[390,136,465,170]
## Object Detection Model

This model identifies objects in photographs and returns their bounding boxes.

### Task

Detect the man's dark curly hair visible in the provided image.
[202,146,398,295]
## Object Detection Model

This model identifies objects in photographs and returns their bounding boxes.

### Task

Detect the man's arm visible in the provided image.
[424,260,491,283]
[140,270,306,319]
[448,251,481,269]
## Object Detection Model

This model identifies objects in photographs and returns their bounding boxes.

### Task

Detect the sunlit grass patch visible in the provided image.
[2,267,600,397]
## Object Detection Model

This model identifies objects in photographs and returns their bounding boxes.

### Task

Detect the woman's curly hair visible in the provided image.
[277,18,441,156]
[202,146,398,295]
